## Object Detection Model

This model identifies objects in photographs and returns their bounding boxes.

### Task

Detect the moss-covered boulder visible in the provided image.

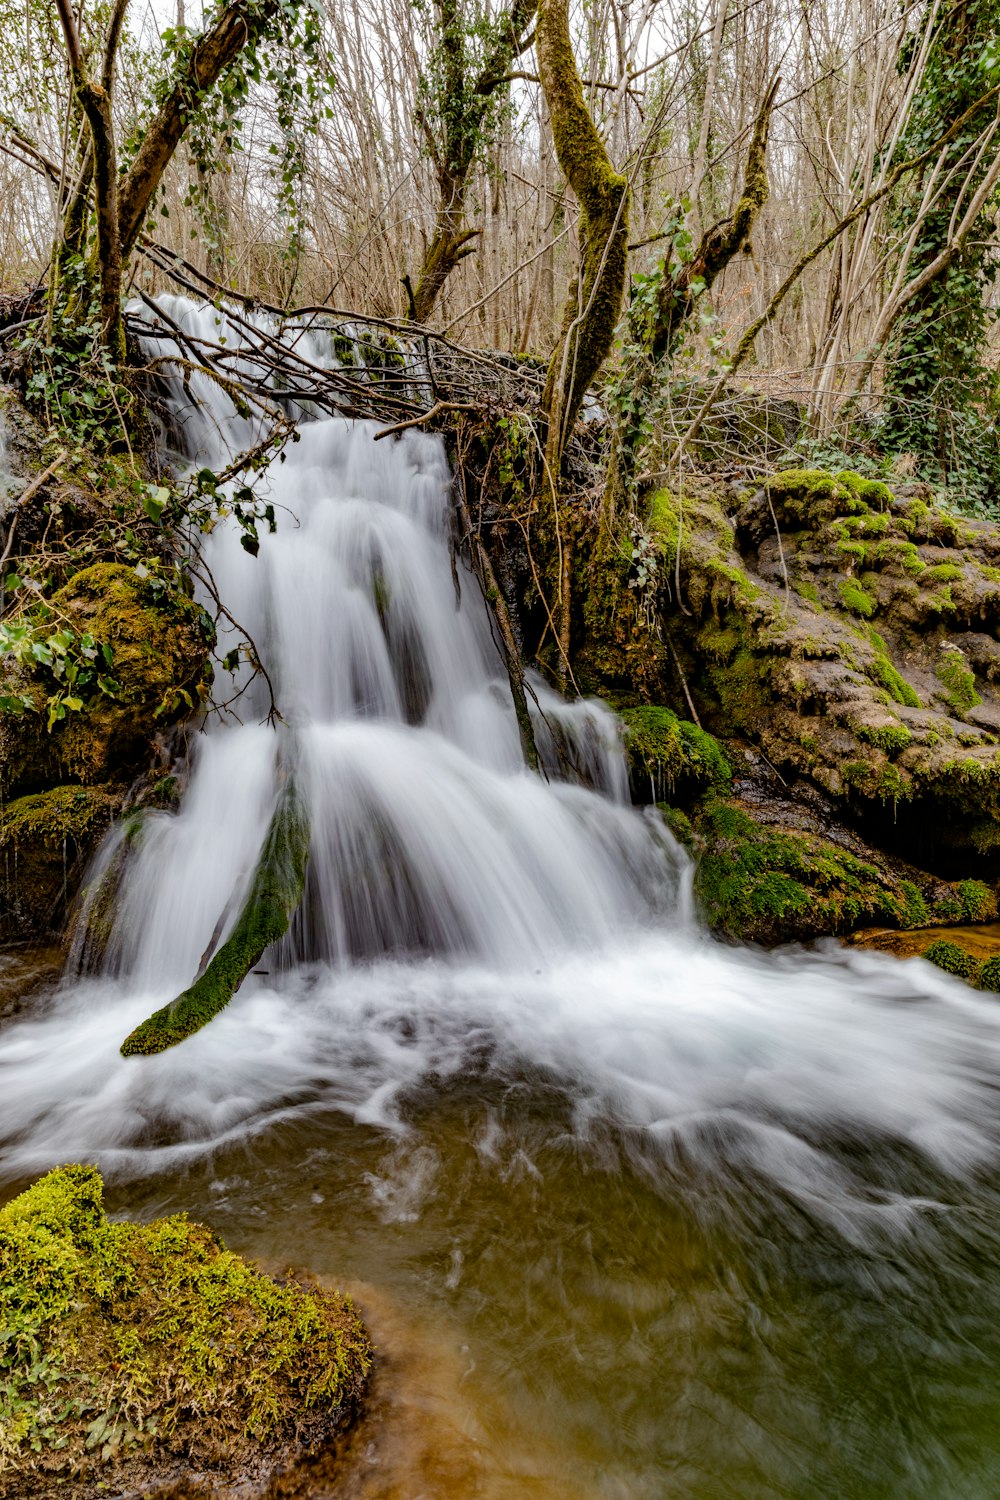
[619,705,731,805]
[0,785,120,940]
[0,1166,370,1498]
[0,563,212,798]
[690,797,932,944]
[629,468,1000,871]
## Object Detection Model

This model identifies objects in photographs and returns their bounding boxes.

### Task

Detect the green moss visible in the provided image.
[977,956,1000,993]
[957,878,998,922]
[656,803,695,847]
[836,540,868,564]
[935,650,981,715]
[837,578,876,618]
[922,563,963,585]
[763,468,888,530]
[872,538,925,575]
[0,1166,369,1485]
[708,648,771,733]
[0,784,119,939]
[694,798,913,943]
[922,940,979,980]
[121,776,310,1055]
[866,652,921,708]
[842,759,912,804]
[621,706,731,803]
[898,879,929,928]
[648,489,680,565]
[856,722,912,755]
[793,579,820,604]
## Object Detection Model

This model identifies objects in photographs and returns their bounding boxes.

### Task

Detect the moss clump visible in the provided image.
[866,652,921,708]
[763,468,890,529]
[856,722,912,755]
[957,878,998,923]
[121,776,310,1055]
[620,706,731,804]
[898,879,929,927]
[838,578,876,618]
[0,1166,369,1492]
[0,564,213,798]
[977,956,1000,992]
[0,784,119,939]
[872,537,925,575]
[694,798,912,944]
[922,563,963,585]
[935,650,981,716]
[922,940,979,979]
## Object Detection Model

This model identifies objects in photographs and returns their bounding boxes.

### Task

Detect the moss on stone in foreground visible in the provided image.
[0,1166,369,1495]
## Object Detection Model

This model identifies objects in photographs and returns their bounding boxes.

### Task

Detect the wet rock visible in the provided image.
[642,468,1000,873]
[0,784,121,940]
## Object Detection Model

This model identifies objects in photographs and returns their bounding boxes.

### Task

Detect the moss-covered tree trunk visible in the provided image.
[537,0,629,476]
[121,773,309,1055]
[408,0,537,323]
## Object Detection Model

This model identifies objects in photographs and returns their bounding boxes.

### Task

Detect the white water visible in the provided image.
[2,298,1000,1223]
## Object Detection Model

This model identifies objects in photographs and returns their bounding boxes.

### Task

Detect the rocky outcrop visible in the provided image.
[640,468,1000,874]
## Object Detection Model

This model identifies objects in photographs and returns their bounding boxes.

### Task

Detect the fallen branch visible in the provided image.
[0,450,69,572]
[373,400,480,440]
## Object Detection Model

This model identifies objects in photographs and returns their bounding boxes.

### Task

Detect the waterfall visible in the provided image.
[3,300,1000,1210]
[78,298,683,993]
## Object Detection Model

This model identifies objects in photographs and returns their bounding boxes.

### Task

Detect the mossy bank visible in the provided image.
[0,1165,370,1499]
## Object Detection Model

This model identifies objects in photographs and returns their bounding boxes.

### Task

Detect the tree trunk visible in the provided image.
[537,0,629,475]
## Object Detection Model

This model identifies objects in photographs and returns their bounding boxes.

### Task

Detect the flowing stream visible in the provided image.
[4,301,1000,1496]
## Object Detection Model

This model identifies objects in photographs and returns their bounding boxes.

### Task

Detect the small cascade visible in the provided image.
[76,299,684,994]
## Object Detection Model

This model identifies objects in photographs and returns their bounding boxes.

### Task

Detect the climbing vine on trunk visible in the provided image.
[537,0,629,477]
[409,0,537,322]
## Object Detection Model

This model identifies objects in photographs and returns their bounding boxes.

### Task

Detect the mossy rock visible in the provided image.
[922,940,979,980]
[0,784,120,941]
[693,798,925,945]
[978,955,1000,993]
[0,564,213,796]
[0,1166,370,1497]
[619,705,731,806]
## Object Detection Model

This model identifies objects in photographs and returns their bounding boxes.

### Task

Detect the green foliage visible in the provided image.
[149,0,333,263]
[412,0,522,182]
[0,1166,369,1480]
[884,0,1000,504]
[19,258,133,450]
[922,940,979,979]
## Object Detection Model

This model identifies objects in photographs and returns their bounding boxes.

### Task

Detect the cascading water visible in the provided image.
[5,300,1000,1497]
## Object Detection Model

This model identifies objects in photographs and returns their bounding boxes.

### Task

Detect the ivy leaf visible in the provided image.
[143,486,170,523]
